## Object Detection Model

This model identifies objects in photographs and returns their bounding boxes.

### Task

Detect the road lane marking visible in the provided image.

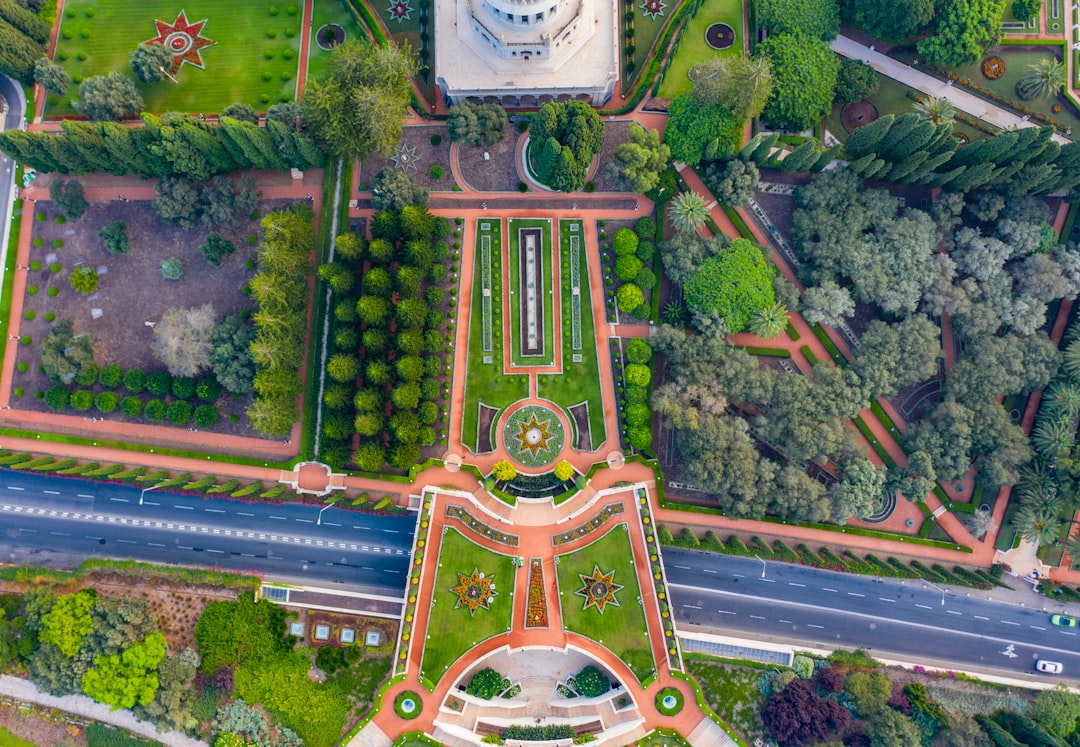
[174,505,193,510]
[848,592,865,597]
[717,610,736,615]
[143,501,159,506]
[674,565,691,570]
[916,604,932,609]
[5,487,22,491]
[1031,625,1046,631]
[238,512,254,517]
[732,573,745,578]
[703,568,716,573]
[383,529,399,534]
[205,509,224,513]
[759,578,775,583]
[682,604,702,610]
[807,624,824,629]
[878,598,895,602]
[77,494,93,498]
[324,522,341,527]
[206,549,223,554]
[788,582,806,587]
[178,546,193,550]
[823,588,838,593]
[270,516,286,520]
[1061,631,1076,636]
[109,498,129,503]
[750,615,766,620]
[1001,620,1021,626]
[49,532,70,537]
[296,519,313,523]
[43,490,59,495]
[779,619,792,624]
[975,615,989,620]
[148,543,165,547]
[116,539,135,544]
[947,610,962,615]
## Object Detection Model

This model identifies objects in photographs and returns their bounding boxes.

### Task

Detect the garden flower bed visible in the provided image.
[446,504,520,547]
[524,558,549,628]
[552,503,626,546]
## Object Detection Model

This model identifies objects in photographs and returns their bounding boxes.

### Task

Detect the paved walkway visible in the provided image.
[831,34,1071,144]
[0,674,206,747]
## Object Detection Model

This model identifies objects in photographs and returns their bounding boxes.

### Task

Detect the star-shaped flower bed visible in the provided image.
[576,565,623,614]
[504,405,565,467]
[451,567,498,616]
[387,0,413,23]
[640,0,667,19]
[147,11,215,72]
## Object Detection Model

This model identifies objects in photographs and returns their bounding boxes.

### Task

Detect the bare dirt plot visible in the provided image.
[456,130,523,193]
[11,197,294,437]
[368,124,454,193]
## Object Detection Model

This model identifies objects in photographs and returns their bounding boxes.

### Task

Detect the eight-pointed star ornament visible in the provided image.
[148,11,215,72]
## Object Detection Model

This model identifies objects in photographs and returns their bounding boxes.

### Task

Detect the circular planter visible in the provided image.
[840,100,879,133]
[316,23,345,50]
[655,686,684,716]
[705,22,735,50]
[394,690,422,719]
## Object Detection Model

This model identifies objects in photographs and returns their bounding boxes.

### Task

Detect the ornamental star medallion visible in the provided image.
[148,11,215,72]
[451,567,497,615]
[640,0,667,19]
[512,414,556,458]
[387,0,413,23]
[392,143,418,172]
[576,566,623,614]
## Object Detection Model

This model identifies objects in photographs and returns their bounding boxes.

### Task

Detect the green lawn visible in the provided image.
[420,529,517,684]
[892,46,1080,135]
[47,0,302,116]
[686,658,767,745]
[824,75,990,144]
[307,0,369,82]
[621,0,671,90]
[537,220,607,450]
[0,728,34,747]
[556,524,656,683]
[637,729,693,747]
[656,0,743,99]
[507,218,556,367]
[460,219,529,453]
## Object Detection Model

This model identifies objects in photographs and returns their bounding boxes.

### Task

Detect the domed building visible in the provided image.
[434,0,618,107]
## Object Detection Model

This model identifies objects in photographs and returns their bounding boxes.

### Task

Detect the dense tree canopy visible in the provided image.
[664,93,740,166]
[757,0,839,40]
[301,40,418,159]
[917,0,1005,67]
[760,34,840,131]
[447,101,508,147]
[683,239,775,334]
[73,73,145,122]
[849,0,935,39]
[688,54,774,122]
[531,101,604,191]
[612,123,670,194]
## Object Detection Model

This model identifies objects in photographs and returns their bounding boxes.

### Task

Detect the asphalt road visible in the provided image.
[0,75,25,276]
[0,468,416,595]
[666,549,1080,682]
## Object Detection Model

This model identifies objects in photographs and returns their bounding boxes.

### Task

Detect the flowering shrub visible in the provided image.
[982,56,1005,79]
[524,559,549,628]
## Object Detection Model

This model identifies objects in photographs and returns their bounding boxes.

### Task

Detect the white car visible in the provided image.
[1037,660,1064,674]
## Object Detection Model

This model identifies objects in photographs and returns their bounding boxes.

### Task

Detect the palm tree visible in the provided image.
[748,301,789,339]
[912,96,957,126]
[662,300,689,326]
[1032,417,1075,459]
[670,190,710,233]
[1065,530,1080,569]
[1064,338,1080,380]
[1017,57,1066,100]
[1014,500,1066,546]
[1045,380,1080,420]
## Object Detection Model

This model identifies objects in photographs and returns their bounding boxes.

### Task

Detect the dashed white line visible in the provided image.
[779,619,792,624]
[682,604,702,610]
[674,565,691,570]
[732,573,745,578]
[43,490,59,495]
[878,598,895,603]
[383,529,399,534]
[1060,631,1076,636]
[143,501,159,506]
[206,549,223,554]
[178,546,193,550]
[116,539,136,544]
[750,615,766,620]
[788,582,806,587]
[807,624,824,629]
[18,528,36,533]
[296,518,313,523]
[49,531,70,537]
[205,508,225,513]
[238,512,254,517]
[6,487,23,491]
[77,494,93,498]
[147,543,165,548]
[847,592,865,597]
[109,497,128,503]
[324,522,341,527]
[270,516,286,520]
[174,505,194,510]
[759,578,775,583]
[916,604,932,610]
[717,610,736,615]
[703,568,717,573]
[1001,620,1021,626]
[823,588,838,593]
[1031,625,1047,631]
[947,610,962,616]
[974,615,989,620]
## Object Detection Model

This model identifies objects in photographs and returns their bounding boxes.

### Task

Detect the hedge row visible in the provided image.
[659,525,1007,590]
[44,385,220,428]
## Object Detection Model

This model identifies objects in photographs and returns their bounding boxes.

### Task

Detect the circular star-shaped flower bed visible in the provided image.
[503,405,565,467]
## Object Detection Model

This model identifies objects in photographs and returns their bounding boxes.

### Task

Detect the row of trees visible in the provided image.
[0,0,50,82]
[610,220,659,320]
[320,200,452,472]
[245,205,315,438]
[0,107,324,179]
[530,100,605,192]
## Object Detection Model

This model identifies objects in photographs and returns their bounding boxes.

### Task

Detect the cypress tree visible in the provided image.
[0,130,61,172]
[848,152,876,174]
[41,133,89,173]
[1002,163,1061,196]
[1002,125,1052,167]
[781,140,819,172]
[924,123,959,156]
[886,150,930,182]
[932,164,967,188]
[843,113,894,159]
[1030,139,1062,168]
[738,133,763,161]
[99,122,152,177]
[860,158,887,179]
[945,161,998,192]
[223,117,287,170]
[215,117,254,169]
[267,118,304,168]
[875,112,919,160]
[750,132,781,165]
[0,22,44,81]
[292,130,326,169]
[810,143,841,171]
[61,121,119,174]
[906,149,955,184]
[994,712,1065,747]
[134,115,172,177]
[0,0,50,45]
[872,162,893,181]
[974,715,1023,747]
[882,119,936,161]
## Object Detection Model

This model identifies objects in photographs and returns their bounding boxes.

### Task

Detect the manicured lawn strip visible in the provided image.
[460,219,528,452]
[621,0,668,90]
[638,730,694,747]
[48,0,302,116]
[656,0,744,99]
[0,166,23,362]
[852,415,898,468]
[0,727,36,747]
[869,400,904,445]
[799,345,818,365]
[507,218,556,367]
[420,528,516,684]
[556,524,656,683]
[739,346,790,357]
[810,324,846,364]
[302,159,347,461]
[538,220,606,448]
[307,0,370,82]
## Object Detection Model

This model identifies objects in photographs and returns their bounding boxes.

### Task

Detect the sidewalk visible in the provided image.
[0,674,206,747]
[831,35,1070,144]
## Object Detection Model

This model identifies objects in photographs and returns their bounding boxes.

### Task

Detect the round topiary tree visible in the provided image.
[683,238,775,334]
[160,256,183,280]
[194,404,219,428]
[615,255,643,282]
[95,391,118,413]
[166,400,193,426]
[628,426,653,450]
[45,386,70,411]
[120,396,143,418]
[617,283,645,314]
[613,228,640,256]
[492,460,517,482]
[70,389,93,411]
[123,369,146,393]
[144,399,166,421]
[625,338,653,364]
[554,460,575,481]
[624,363,652,388]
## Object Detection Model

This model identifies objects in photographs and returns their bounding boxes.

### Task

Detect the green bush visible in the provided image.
[123,369,146,393]
[194,404,219,428]
[75,365,99,386]
[624,385,649,404]
[196,378,222,401]
[44,312,55,322]
[172,376,196,400]
[625,338,652,364]
[23,310,35,321]
[120,396,143,418]
[166,400,193,426]
[99,364,123,387]
[624,363,651,387]
[45,386,70,411]
[635,217,656,238]
[146,371,171,396]
[70,389,93,411]
[628,425,652,450]
[144,399,166,421]
[625,403,651,426]
[615,255,643,281]
[616,283,645,313]
[467,668,507,699]
[613,228,639,255]
[573,665,609,697]
[95,391,118,413]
